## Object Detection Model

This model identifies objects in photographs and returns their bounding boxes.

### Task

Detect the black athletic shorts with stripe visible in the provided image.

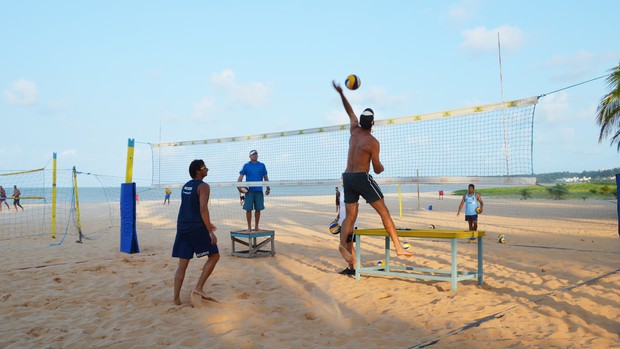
[342,172,384,204]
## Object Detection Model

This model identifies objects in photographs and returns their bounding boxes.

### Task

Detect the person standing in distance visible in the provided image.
[13,185,24,211]
[237,150,270,231]
[332,81,413,266]
[457,184,484,234]
[164,187,172,205]
[335,187,341,212]
[0,186,10,211]
[172,160,220,306]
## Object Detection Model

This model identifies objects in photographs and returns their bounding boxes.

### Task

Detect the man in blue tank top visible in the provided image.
[457,184,484,234]
[172,159,220,306]
[237,150,270,231]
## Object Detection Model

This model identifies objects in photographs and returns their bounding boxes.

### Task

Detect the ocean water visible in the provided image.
[17,183,473,204]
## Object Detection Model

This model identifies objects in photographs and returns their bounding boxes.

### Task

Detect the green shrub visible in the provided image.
[546,184,567,200]
[519,188,532,200]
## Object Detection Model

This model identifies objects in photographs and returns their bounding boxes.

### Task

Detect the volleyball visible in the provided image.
[345,74,361,90]
[402,242,411,250]
[329,222,341,235]
[377,260,385,266]
[476,206,482,213]
[238,186,249,194]
[498,234,506,244]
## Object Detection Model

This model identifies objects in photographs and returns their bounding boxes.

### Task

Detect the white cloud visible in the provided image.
[537,91,596,123]
[460,25,525,54]
[43,100,72,115]
[559,127,575,142]
[3,79,38,105]
[192,96,216,122]
[324,109,348,126]
[543,51,607,82]
[358,87,411,108]
[537,92,570,122]
[211,69,270,108]
[60,148,78,157]
[447,0,480,22]
[324,87,412,125]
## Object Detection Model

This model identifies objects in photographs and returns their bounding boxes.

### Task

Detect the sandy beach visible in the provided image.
[1,193,619,348]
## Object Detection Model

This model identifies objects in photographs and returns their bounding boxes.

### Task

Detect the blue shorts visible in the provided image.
[342,173,384,204]
[172,222,219,259]
[465,214,478,222]
[243,191,265,211]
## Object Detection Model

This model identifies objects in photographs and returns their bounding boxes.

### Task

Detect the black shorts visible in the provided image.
[172,222,219,259]
[342,173,384,204]
[465,214,478,222]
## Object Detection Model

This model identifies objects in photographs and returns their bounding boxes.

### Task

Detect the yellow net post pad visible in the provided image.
[353,228,485,291]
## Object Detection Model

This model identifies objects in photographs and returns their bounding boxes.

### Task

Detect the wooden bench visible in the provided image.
[353,228,485,291]
[230,230,276,258]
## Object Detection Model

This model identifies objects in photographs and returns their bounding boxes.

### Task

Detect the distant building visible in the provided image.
[557,176,591,183]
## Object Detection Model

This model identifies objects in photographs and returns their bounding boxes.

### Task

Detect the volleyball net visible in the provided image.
[123,97,540,233]
[150,96,538,187]
[0,163,124,242]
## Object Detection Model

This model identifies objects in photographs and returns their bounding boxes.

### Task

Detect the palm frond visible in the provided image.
[596,65,620,150]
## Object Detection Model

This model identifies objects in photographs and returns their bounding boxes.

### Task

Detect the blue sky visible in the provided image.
[2,0,619,185]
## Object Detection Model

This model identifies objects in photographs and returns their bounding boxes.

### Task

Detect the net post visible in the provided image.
[125,138,135,183]
[51,153,57,239]
[72,166,83,243]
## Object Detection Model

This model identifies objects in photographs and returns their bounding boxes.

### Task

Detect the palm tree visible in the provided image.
[596,65,620,150]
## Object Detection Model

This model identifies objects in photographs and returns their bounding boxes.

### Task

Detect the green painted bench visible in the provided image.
[230,230,276,258]
[354,228,485,291]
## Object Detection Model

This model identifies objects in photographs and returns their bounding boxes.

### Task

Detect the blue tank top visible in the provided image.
[177,179,204,227]
[464,192,479,216]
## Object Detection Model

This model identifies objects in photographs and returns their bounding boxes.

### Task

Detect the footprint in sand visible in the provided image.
[190,290,220,308]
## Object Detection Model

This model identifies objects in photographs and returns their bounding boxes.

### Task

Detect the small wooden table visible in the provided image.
[230,230,276,258]
[354,228,485,291]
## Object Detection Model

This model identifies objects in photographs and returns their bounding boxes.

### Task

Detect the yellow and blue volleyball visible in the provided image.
[345,74,361,90]
[402,242,411,250]
[329,222,341,235]
[498,234,506,244]
[377,260,385,266]
[476,206,482,213]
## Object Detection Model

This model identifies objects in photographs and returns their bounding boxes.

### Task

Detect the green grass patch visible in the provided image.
[452,182,617,200]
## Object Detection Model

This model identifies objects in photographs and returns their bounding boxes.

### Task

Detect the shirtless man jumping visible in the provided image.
[333,81,412,274]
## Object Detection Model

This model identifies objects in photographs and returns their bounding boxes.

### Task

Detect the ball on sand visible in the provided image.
[498,234,506,244]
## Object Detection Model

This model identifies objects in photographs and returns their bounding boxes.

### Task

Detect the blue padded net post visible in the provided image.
[120,182,140,253]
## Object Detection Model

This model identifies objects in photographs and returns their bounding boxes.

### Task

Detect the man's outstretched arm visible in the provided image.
[333,81,358,129]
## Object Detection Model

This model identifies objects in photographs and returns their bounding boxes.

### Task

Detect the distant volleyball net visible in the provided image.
[150,97,538,187]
